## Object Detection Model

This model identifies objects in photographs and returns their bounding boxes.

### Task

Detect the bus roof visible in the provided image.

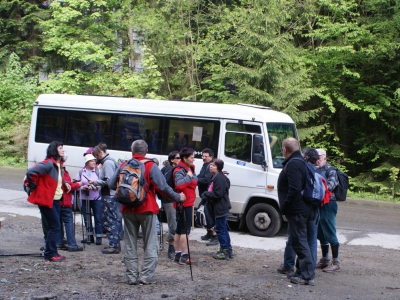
[35,94,294,123]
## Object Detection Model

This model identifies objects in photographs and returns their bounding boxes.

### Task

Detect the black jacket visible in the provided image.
[201,172,231,218]
[277,150,311,215]
[197,162,212,196]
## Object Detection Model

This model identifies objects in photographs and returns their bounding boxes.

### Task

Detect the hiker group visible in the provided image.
[25,140,232,285]
[277,138,348,286]
[24,137,346,286]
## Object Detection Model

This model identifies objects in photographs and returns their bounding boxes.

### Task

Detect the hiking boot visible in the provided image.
[168,246,175,260]
[206,236,219,246]
[290,276,315,286]
[45,254,66,262]
[227,248,234,258]
[101,246,121,254]
[277,264,294,274]
[57,244,68,251]
[174,252,181,263]
[201,231,213,240]
[316,258,330,269]
[286,270,301,279]
[95,237,102,245]
[179,254,195,265]
[323,261,340,272]
[212,249,230,260]
[139,278,156,285]
[68,245,83,252]
[81,236,94,244]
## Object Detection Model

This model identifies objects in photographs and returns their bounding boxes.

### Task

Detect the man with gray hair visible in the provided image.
[278,138,315,286]
[109,140,185,285]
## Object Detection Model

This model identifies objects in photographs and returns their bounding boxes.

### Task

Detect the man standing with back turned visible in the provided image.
[278,138,315,286]
[108,140,185,285]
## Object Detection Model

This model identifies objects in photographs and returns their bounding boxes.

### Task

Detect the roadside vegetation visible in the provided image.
[1,0,400,200]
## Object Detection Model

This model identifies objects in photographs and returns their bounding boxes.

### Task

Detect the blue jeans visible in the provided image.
[39,200,61,259]
[318,201,339,246]
[81,200,103,238]
[284,208,319,269]
[57,206,78,247]
[103,196,121,248]
[116,201,124,238]
[214,216,232,250]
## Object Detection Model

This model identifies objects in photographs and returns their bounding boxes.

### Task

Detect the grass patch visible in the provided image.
[348,191,400,203]
[0,156,27,168]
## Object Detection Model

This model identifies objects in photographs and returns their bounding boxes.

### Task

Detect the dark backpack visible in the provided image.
[163,165,186,191]
[328,167,349,201]
[115,158,153,207]
[292,158,325,206]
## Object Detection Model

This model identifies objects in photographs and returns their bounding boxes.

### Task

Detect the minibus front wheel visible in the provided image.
[246,203,281,237]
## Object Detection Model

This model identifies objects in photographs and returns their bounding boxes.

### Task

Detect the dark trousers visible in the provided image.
[39,200,61,259]
[286,211,315,280]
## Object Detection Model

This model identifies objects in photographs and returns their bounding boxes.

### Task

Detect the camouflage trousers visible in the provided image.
[102,196,121,248]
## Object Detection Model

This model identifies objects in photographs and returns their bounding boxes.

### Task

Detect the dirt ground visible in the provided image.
[1,213,400,300]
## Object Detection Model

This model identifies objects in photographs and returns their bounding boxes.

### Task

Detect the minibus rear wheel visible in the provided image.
[246,203,281,237]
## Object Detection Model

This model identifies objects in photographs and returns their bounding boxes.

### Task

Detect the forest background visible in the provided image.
[1,0,400,200]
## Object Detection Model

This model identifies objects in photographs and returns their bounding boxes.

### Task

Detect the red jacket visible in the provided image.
[60,168,81,208]
[173,161,198,208]
[26,158,64,208]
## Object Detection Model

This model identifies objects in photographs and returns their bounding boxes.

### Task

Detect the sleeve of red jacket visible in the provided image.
[26,161,52,191]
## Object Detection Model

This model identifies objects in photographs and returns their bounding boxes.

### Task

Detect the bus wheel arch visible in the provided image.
[245,202,282,237]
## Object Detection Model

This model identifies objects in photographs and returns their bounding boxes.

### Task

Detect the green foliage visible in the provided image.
[38,0,163,97]
[1,0,400,199]
[0,53,36,126]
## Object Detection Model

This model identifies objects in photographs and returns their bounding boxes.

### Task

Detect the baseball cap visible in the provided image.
[316,149,326,156]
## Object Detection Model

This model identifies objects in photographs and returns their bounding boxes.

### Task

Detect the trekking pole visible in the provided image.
[85,193,92,245]
[0,252,43,258]
[181,204,193,281]
[80,193,86,250]
[73,189,76,235]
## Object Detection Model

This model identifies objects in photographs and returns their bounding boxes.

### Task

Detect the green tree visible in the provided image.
[38,0,162,97]
[297,0,400,194]
[0,0,51,68]
[0,52,37,159]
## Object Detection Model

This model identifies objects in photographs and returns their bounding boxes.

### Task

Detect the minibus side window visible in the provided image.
[35,108,67,143]
[112,114,163,153]
[163,117,220,158]
[66,111,112,148]
[225,132,252,162]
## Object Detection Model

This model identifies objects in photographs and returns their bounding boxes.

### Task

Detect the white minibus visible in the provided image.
[28,94,298,237]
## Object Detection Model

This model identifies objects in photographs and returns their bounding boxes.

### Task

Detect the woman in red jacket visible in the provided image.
[173,147,198,265]
[57,154,82,251]
[26,141,67,262]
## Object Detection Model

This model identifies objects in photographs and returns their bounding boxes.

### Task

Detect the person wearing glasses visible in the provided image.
[197,148,218,245]
[159,150,181,259]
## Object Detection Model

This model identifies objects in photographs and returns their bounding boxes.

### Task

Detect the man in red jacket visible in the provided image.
[108,140,185,285]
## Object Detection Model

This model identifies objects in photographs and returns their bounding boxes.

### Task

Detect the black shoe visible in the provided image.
[57,244,68,251]
[206,236,219,246]
[68,245,84,252]
[290,276,315,286]
[227,248,234,258]
[168,246,175,260]
[174,252,181,263]
[101,246,121,254]
[201,231,213,240]
[81,236,94,244]
[96,237,102,245]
